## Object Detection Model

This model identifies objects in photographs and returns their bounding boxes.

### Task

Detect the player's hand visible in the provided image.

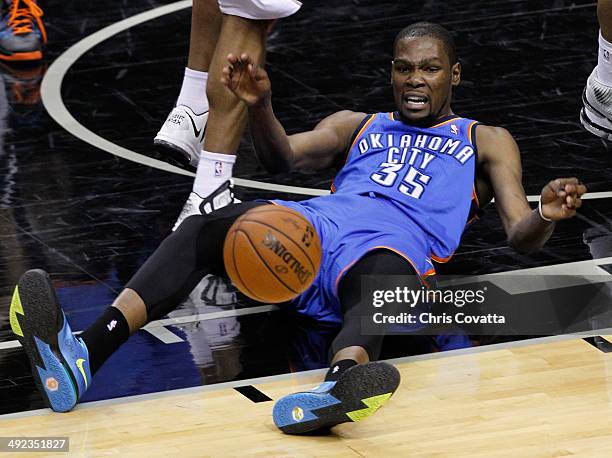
[539,178,587,221]
[221,53,271,107]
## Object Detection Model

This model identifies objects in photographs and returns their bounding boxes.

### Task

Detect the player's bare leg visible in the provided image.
[581,0,612,139]
[600,0,612,41]
[187,0,222,72]
[111,289,147,333]
[172,0,302,229]
[331,346,369,365]
[172,15,270,230]
[154,0,221,168]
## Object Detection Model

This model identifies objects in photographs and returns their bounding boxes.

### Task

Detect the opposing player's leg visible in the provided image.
[173,16,269,230]
[174,0,301,230]
[154,0,221,167]
[581,0,612,139]
[10,202,267,412]
[273,250,417,434]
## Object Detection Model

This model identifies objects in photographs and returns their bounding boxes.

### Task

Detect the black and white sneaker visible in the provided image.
[581,67,612,141]
[154,105,208,168]
[172,180,238,231]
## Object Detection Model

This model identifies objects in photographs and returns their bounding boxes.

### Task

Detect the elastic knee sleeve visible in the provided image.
[330,249,424,361]
[126,202,266,321]
[127,214,211,321]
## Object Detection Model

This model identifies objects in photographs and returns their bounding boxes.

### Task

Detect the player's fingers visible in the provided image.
[543,180,561,202]
[227,53,238,64]
[254,65,267,79]
[574,198,583,209]
[561,204,576,218]
[240,53,250,63]
[564,183,576,194]
[576,183,588,196]
[556,177,580,188]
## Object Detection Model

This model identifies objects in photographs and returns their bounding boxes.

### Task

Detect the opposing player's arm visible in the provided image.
[221,53,363,173]
[477,125,586,253]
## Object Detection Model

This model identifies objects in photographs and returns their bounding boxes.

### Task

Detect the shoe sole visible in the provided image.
[9,270,77,412]
[153,137,198,170]
[273,361,400,434]
[0,50,43,61]
[580,107,612,141]
[580,88,612,141]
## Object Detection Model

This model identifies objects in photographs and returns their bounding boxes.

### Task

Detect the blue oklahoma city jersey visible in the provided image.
[332,112,479,262]
[273,112,479,323]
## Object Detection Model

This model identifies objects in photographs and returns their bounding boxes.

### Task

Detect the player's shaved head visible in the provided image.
[394,22,457,65]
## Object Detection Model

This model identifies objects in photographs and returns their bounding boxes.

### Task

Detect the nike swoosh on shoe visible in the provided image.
[186,111,203,138]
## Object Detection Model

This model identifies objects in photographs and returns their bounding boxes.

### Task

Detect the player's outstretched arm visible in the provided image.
[221,53,364,173]
[477,126,587,254]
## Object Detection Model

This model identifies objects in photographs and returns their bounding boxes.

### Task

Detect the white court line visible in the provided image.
[40,1,612,201]
[0,340,21,350]
[143,304,278,342]
[1,329,610,421]
[145,304,278,329]
[1,304,280,349]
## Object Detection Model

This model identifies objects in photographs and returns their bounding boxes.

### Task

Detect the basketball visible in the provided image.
[223,205,322,303]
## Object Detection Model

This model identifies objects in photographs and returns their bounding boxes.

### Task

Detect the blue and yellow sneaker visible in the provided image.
[273,361,400,434]
[9,269,90,412]
[0,0,47,62]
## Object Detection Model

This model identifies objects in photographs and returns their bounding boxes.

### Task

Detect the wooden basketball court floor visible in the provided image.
[1,333,611,456]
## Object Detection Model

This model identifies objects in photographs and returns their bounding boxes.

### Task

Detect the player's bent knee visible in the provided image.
[218,0,301,20]
[175,214,211,236]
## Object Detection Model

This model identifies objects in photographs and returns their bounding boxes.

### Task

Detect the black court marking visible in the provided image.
[583,337,612,353]
[234,385,273,403]
[597,264,612,275]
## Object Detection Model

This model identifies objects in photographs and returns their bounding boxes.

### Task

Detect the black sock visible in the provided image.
[80,306,130,375]
[324,359,358,382]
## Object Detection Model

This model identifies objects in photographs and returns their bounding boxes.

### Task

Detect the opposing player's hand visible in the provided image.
[221,53,271,107]
[539,178,587,221]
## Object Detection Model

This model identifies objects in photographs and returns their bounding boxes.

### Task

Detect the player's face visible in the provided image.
[391,37,461,125]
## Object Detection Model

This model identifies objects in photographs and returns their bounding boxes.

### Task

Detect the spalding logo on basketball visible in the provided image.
[262,231,313,285]
[223,206,322,303]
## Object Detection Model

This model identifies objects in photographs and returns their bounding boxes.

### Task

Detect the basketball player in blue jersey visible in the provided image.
[10,23,586,435]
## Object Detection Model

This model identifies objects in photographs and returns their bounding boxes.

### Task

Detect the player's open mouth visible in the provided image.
[403,94,429,110]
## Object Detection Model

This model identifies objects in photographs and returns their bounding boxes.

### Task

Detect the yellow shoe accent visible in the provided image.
[9,286,24,337]
[76,358,88,389]
[346,392,393,422]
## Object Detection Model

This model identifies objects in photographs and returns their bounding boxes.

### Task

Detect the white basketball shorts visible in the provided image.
[218,0,302,20]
